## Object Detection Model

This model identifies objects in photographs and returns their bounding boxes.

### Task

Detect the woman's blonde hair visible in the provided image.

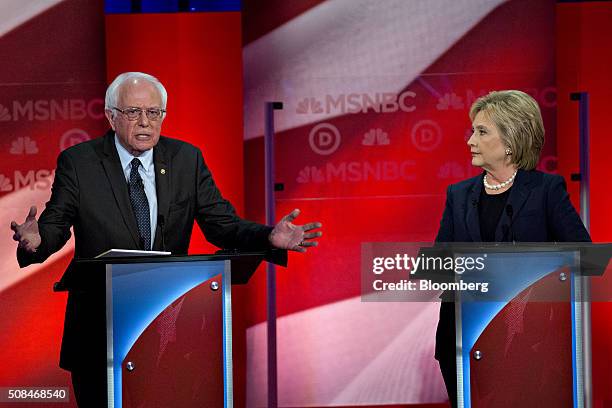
[469,90,544,170]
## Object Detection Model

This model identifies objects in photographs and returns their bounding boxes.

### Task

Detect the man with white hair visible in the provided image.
[10,72,322,406]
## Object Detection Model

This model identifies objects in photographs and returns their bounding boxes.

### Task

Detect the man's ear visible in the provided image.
[104,109,116,131]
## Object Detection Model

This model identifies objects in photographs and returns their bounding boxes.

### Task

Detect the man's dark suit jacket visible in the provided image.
[18,130,279,370]
[433,169,591,405]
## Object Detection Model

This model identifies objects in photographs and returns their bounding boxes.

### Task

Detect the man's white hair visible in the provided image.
[105,72,168,111]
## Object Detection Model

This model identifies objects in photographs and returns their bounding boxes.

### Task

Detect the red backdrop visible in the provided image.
[557,3,612,406]
[105,11,250,407]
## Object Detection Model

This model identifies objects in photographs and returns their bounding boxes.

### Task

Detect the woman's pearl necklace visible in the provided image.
[483,170,517,190]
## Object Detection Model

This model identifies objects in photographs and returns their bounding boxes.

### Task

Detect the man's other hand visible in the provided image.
[10,206,41,253]
[269,209,322,253]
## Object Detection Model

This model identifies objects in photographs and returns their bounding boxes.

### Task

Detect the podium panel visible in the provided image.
[361,242,610,407]
[107,261,231,408]
[456,249,580,408]
[59,253,273,408]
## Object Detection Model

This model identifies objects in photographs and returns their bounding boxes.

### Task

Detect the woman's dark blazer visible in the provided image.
[435,169,591,244]
[433,169,591,361]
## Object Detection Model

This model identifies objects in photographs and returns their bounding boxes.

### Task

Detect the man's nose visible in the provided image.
[137,111,150,126]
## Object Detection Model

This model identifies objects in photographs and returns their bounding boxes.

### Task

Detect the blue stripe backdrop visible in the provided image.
[105,0,241,13]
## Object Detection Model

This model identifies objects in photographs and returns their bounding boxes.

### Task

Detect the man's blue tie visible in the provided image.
[128,158,151,250]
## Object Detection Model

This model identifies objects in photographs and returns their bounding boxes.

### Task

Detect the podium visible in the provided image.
[55,252,272,408]
[444,244,611,408]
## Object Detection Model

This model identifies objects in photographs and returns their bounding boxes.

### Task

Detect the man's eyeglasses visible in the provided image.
[112,107,166,121]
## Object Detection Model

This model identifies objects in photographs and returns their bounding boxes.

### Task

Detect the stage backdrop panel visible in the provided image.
[243,0,560,405]
[0,1,107,405]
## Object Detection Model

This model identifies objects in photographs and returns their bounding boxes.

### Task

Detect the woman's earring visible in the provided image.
[505,148,512,155]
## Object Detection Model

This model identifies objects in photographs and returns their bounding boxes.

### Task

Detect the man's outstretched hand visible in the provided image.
[10,206,41,253]
[269,209,322,253]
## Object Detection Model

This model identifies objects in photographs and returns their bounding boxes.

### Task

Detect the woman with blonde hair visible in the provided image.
[434,90,590,407]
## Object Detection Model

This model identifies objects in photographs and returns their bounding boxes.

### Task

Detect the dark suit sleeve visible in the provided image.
[18,150,79,267]
[433,185,457,362]
[193,149,274,251]
[547,175,591,242]
[435,184,455,243]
